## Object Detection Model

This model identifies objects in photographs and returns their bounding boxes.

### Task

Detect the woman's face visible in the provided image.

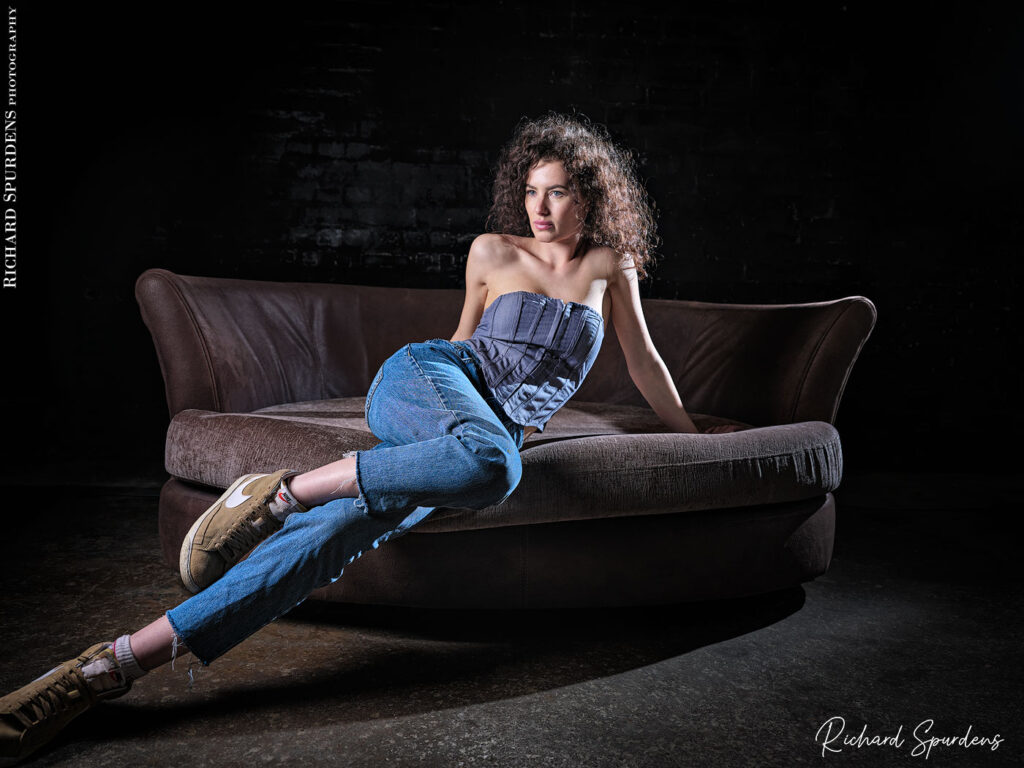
[525,160,584,243]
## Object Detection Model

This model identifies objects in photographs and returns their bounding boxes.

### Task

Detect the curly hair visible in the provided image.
[486,112,660,280]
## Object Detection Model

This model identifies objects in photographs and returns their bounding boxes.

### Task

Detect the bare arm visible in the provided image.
[608,256,699,433]
[449,234,495,341]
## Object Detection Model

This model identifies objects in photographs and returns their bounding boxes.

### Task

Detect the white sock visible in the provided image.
[79,635,145,695]
[113,634,148,682]
[268,477,305,520]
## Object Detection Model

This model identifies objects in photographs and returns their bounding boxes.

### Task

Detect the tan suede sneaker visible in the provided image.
[179,470,306,593]
[0,643,131,766]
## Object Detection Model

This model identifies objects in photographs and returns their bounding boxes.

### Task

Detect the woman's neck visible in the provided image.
[533,233,587,271]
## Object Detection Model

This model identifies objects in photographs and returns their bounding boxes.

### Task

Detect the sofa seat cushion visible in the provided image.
[519,401,750,443]
[165,397,379,491]
[166,397,747,488]
[424,419,842,532]
[165,397,841,532]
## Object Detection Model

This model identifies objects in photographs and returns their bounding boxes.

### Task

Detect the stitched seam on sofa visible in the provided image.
[409,495,834,534]
[789,303,850,423]
[562,437,842,473]
[827,300,876,424]
[292,283,328,401]
[158,271,221,412]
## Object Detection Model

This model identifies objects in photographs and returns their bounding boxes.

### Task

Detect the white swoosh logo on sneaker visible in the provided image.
[224,477,259,509]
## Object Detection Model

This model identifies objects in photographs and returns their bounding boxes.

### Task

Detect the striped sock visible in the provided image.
[114,634,148,681]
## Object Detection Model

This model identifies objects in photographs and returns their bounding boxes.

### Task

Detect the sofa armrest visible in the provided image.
[580,295,876,427]
[136,268,465,418]
[135,268,319,416]
[664,296,877,426]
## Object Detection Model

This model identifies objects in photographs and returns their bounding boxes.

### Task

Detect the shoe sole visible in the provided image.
[179,473,264,594]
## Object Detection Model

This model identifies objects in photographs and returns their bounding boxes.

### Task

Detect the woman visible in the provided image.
[0,113,699,765]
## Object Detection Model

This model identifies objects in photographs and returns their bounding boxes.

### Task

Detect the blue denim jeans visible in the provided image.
[166,339,525,665]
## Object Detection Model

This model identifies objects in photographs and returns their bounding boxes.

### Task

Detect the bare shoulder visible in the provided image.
[590,245,635,285]
[463,233,517,292]
[468,233,521,276]
[469,233,518,260]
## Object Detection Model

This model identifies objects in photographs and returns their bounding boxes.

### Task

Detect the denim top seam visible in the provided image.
[458,291,605,434]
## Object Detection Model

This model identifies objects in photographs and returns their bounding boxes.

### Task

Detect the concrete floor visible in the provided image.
[0,473,1020,767]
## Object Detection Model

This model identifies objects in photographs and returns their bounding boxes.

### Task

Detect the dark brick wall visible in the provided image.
[5,2,1021,476]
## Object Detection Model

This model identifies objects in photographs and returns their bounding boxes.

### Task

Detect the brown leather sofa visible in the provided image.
[135,268,875,609]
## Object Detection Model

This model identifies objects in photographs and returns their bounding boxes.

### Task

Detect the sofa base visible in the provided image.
[159,478,834,610]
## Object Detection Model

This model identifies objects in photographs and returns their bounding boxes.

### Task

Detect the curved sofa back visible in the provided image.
[136,268,875,426]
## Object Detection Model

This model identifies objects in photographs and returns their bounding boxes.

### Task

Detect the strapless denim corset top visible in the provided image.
[463,291,605,433]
